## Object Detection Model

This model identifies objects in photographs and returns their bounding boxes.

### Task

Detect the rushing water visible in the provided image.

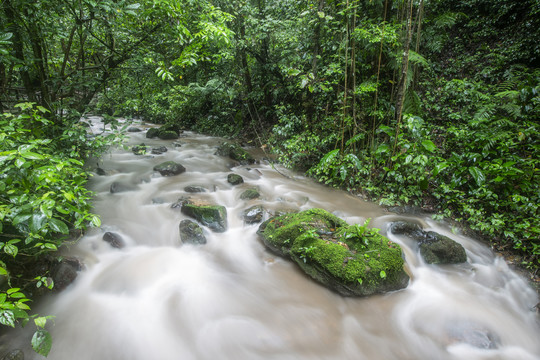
[2,118,539,360]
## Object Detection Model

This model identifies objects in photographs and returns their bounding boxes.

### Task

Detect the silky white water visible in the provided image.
[1,118,539,360]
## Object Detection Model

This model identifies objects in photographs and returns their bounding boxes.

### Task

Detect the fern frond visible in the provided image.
[403,90,423,116]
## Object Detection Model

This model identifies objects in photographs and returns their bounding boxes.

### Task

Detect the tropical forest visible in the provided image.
[0,0,539,358]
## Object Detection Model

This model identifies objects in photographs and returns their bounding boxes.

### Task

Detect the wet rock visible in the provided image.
[1,349,24,360]
[242,205,265,224]
[103,232,125,249]
[110,181,138,193]
[257,209,409,297]
[153,161,186,176]
[389,221,422,235]
[215,142,255,165]
[240,188,260,200]
[127,127,142,132]
[446,322,500,349]
[157,130,179,140]
[227,173,244,185]
[151,146,168,155]
[179,219,207,245]
[181,201,227,232]
[131,143,147,155]
[146,128,160,138]
[389,222,467,265]
[52,257,83,291]
[172,141,182,148]
[419,232,467,264]
[96,164,106,176]
[184,185,207,193]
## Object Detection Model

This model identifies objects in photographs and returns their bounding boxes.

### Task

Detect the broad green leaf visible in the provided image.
[469,167,486,186]
[6,288,20,295]
[20,151,44,160]
[320,149,340,166]
[13,214,31,225]
[34,316,47,328]
[49,218,69,234]
[32,329,52,357]
[0,266,7,275]
[421,140,437,153]
[376,144,390,154]
[4,243,18,257]
[90,215,101,227]
[380,270,387,279]
[433,162,449,176]
[0,310,15,327]
[15,157,25,168]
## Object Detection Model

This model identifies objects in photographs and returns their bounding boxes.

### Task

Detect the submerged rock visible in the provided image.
[184,185,207,193]
[215,142,255,165]
[227,173,244,185]
[389,221,422,235]
[257,209,409,296]
[446,321,500,349]
[1,349,24,360]
[181,201,227,232]
[110,181,138,193]
[151,146,168,155]
[240,188,260,200]
[242,205,265,224]
[103,232,125,249]
[153,161,186,176]
[179,219,207,245]
[127,127,142,132]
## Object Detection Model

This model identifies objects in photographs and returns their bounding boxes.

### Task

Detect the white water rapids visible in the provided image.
[1,118,539,359]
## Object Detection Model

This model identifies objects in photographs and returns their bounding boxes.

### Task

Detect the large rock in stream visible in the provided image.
[179,219,207,245]
[153,161,186,176]
[389,221,467,264]
[257,209,409,296]
[181,201,227,232]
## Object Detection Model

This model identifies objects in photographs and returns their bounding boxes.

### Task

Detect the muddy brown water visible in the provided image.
[1,118,539,360]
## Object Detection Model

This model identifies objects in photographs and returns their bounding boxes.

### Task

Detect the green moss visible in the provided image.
[181,203,227,232]
[257,208,409,296]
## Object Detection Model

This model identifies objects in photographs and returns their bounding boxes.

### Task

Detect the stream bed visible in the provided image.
[2,118,539,360]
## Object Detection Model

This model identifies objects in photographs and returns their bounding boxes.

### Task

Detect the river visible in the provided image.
[2,118,539,359]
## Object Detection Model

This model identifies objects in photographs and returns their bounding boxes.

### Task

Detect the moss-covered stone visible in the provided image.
[146,128,160,138]
[227,173,244,185]
[157,130,179,140]
[181,202,227,232]
[419,232,467,264]
[257,209,409,296]
[216,142,255,164]
[153,161,186,176]
[179,219,207,245]
[240,188,260,200]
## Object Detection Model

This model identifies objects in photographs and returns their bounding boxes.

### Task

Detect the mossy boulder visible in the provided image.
[153,161,186,176]
[227,173,244,185]
[179,219,207,245]
[146,128,160,138]
[240,188,260,200]
[257,209,409,297]
[181,201,227,232]
[157,130,179,140]
[216,142,255,165]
